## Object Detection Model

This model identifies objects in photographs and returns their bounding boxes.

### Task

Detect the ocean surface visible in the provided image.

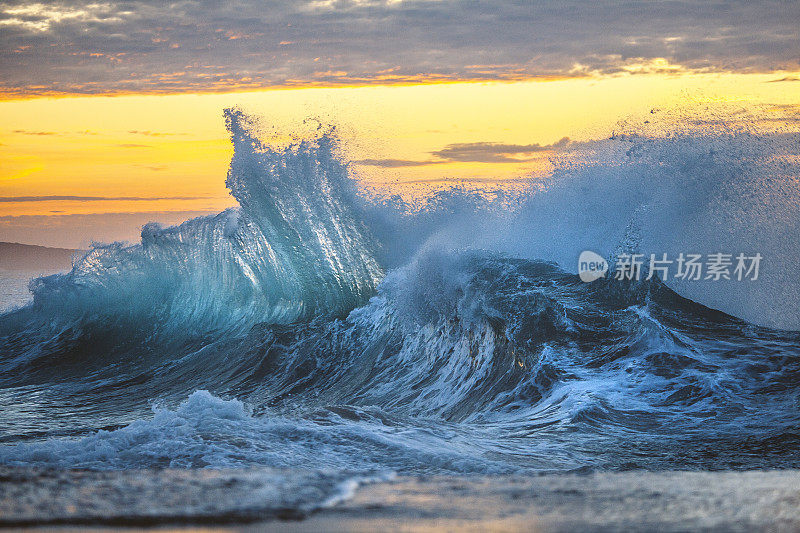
[1,108,799,524]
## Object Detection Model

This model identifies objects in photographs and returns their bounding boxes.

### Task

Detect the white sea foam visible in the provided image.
[0,390,514,473]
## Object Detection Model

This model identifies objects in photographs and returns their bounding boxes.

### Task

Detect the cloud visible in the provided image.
[9,129,104,136]
[13,129,58,135]
[127,130,188,136]
[117,143,152,148]
[0,196,211,202]
[0,3,122,32]
[355,158,447,168]
[357,138,570,166]
[0,1,798,97]
[431,138,570,163]
[768,76,800,82]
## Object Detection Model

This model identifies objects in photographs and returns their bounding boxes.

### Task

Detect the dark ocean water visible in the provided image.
[1,109,799,521]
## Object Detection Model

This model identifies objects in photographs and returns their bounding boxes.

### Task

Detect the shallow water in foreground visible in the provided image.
[2,467,799,531]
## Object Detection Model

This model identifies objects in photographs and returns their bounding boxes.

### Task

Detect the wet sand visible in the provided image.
[3,468,800,532]
[265,471,800,532]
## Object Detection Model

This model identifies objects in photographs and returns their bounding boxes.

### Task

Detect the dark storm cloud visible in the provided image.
[0,1,798,97]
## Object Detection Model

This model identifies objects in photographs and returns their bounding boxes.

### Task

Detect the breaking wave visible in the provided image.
[1,107,799,496]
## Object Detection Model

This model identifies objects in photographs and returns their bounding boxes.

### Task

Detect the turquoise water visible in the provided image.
[1,110,798,524]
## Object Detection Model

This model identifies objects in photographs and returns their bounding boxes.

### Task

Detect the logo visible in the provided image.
[578,250,608,283]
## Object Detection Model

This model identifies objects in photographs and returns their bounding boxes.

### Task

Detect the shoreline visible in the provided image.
[3,468,799,531]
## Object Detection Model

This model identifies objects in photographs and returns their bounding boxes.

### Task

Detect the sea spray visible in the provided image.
[1,108,799,481]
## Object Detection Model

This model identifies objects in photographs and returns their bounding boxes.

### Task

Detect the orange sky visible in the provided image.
[1,72,798,247]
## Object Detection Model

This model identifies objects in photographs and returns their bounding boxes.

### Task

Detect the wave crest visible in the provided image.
[15,109,383,345]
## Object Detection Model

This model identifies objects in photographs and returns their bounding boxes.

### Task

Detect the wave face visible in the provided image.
[1,109,800,515]
[0,109,381,352]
